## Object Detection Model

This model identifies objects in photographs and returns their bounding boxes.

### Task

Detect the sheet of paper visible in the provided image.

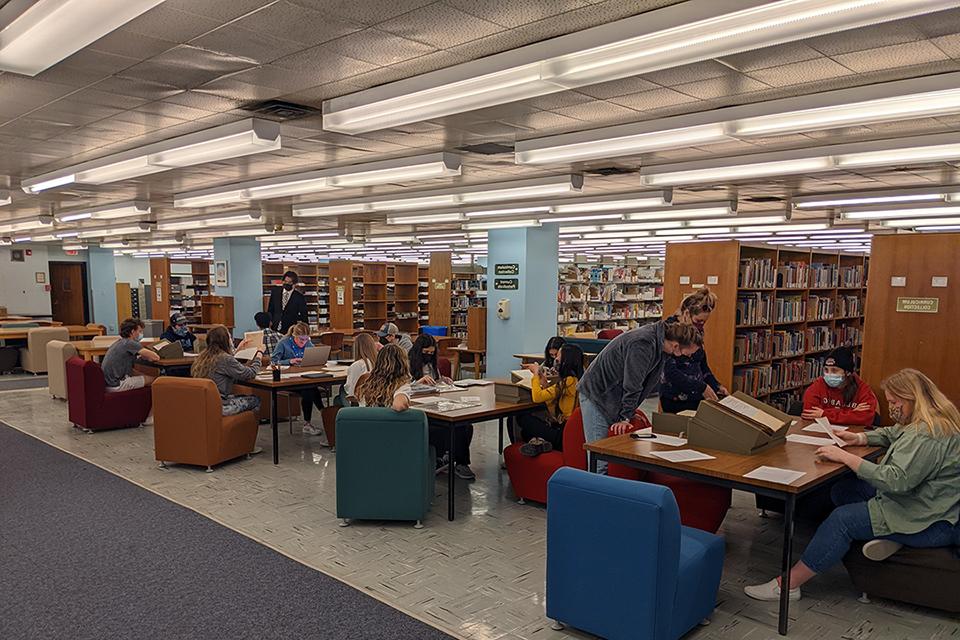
[649,449,716,463]
[651,433,688,447]
[510,369,533,389]
[744,466,807,484]
[802,423,848,434]
[787,434,835,446]
[182,352,199,357]
[453,379,493,387]
[719,395,786,432]
[816,417,848,447]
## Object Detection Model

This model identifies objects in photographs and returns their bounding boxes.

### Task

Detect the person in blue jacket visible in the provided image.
[159,312,196,352]
[659,287,727,413]
[270,321,326,441]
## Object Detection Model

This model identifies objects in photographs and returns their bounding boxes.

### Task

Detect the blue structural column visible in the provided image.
[213,237,262,338]
[87,247,119,333]
[486,223,559,378]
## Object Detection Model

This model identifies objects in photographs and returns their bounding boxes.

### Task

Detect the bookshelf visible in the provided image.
[261,262,330,332]
[557,259,664,335]
[149,257,212,323]
[664,240,868,412]
[451,267,487,339]
[418,266,430,327]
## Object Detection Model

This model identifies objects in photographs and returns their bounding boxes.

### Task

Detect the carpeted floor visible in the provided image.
[0,422,455,640]
[0,374,49,391]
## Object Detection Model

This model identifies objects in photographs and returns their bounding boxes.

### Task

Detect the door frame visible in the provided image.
[49,261,90,325]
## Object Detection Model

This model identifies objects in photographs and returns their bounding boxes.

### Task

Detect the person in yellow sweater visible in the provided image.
[518,344,585,455]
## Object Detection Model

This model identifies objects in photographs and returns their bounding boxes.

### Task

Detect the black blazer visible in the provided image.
[268,286,308,333]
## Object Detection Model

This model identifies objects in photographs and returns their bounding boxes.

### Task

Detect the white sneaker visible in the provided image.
[141,415,154,426]
[744,579,801,602]
[862,539,903,561]
[302,422,322,436]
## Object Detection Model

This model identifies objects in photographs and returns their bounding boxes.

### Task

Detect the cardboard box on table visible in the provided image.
[687,392,791,455]
[652,410,695,435]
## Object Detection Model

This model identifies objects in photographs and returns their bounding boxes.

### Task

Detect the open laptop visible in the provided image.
[299,345,331,367]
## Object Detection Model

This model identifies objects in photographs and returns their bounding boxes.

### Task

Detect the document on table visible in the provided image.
[719,395,786,432]
[816,418,848,447]
[453,379,493,387]
[649,449,716,463]
[744,466,807,485]
[633,428,688,447]
[786,434,835,446]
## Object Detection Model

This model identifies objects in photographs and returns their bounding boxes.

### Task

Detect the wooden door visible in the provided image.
[49,262,87,325]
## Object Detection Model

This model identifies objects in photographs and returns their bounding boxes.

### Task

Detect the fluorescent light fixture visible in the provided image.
[760,223,830,233]
[463,219,542,231]
[881,216,960,228]
[644,158,831,186]
[0,0,165,75]
[53,230,80,239]
[624,204,736,221]
[100,241,130,249]
[916,224,960,231]
[657,227,730,236]
[550,191,671,213]
[548,214,624,223]
[156,211,261,232]
[464,206,551,219]
[55,201,150,223]
[323,0,952,133]
[0,215,53,234]
[386,212,464,224]
[836,143,960,168]
[297,232,340,239]
[77,222,155,239]
[61,243,87,251]
[22,119,280,193]
[0,191,10,207]
[174,153,460,208]
[794,187,951,209]
[187,227,267,239]
[11,235,32,243]
[840,205,960,221]
[294,175,582,217]
[689,215,786,227]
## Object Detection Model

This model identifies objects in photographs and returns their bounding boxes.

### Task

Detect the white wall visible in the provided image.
[113,255,150,285]
[0,246,58,315]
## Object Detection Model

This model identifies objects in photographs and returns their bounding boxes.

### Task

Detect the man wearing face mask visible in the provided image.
[267,270,309,334]
[802,346,878,426]
[159,312,196,352]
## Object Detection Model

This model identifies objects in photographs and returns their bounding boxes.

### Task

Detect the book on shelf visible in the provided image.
[809,262,839,288]
[733,364,773,396]
[736,292,771,326]
[774,296,805,323]
[776,261,809,289]
[734,329,771,363]
[738,257,774,288]
[839,265,865,288]
[805,326,835,353]
[807,295,834,320]
[771,329,804,358]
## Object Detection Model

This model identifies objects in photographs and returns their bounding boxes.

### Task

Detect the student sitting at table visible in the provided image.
[542,336,566,369]
[190,325,263,416]
[357,344,476,481]
[254,311,283,358]
[342,332,379,403]
[802,346,878,426]
[517,343,584,454]
[102,317,160,393]
[409,333,453,385]
[159,312,196,352]
[745,368,960,602]
[271,322,326,440]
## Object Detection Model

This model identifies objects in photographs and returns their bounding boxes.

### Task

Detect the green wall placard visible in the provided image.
[494,263,519,276]
[494,278,519,290]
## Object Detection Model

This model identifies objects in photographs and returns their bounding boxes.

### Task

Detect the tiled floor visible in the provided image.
[2,387,955,640]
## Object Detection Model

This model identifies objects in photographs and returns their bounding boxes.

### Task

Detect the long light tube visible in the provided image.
[156,212,261,232]
[881,216,960,227]
[0,215,53,234]
[323,0,953,133]
[55,201,150,223]
[463,219,541,231]
[840,205,960,220]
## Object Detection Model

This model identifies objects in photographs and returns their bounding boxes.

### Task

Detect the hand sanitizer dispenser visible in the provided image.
[496,298,510,320]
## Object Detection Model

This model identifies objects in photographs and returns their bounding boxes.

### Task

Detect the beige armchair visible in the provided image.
[20,327,70,374]
[91,335,120,348]
[47,340,77,400]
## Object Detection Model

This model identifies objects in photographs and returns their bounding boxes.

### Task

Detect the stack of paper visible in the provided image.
[719,395,788,432]
[649,450,716,463]
[453,379,493,388]
[786,434,834,446]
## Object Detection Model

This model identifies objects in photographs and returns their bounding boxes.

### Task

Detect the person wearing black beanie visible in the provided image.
[801,346,878,426]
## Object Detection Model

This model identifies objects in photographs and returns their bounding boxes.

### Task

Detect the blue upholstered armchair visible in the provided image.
[546,468,725,640]
[335,407,435,528]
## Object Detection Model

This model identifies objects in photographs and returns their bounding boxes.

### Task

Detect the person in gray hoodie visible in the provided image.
[578,320,703,474]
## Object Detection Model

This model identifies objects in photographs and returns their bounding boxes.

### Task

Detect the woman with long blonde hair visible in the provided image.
[356,344,412,411]
[191,325,263,416]
[343,332,379,400]
[746,368,960,602]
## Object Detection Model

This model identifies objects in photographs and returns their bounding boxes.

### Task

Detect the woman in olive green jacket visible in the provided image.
[746,368,960,602]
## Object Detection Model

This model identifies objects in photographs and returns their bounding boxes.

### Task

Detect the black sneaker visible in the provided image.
[435,453,450,475]
[520,437,553,457]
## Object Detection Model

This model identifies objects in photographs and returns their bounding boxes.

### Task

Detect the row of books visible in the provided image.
[836,323,864,346]
[776,261,809,289]
[736,292,772,325]
[559,265,664,283]
[734,330,771,363]
[806,325,835,352]
[837,295,862,317]
[771,359,805,392]
[840,265,866,288]
[733,365,773,396]
[772,329,805,358]
[733,356,838,397]
[775,296,806,323]
[739,257,776,288]
[810,262,839,288]
[557,301,663,322]
[807,295,835,320]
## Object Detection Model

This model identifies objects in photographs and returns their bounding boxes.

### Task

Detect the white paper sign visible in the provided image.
[891,276,906,287]
[744,466,806,484]
[932,276,948,288]
[679,276,691,285]
[707,275,719,285]
[787,434,835,446]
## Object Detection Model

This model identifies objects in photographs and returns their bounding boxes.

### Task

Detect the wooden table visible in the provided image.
[0,319,62,326]
[0,325,102,342]
[73,338,157,362]
[238,367,348,464]
[584,421,881,636]
[450,346,485,379]
[413,384,539,521]
[137,355,199,375]
[514,352,599,366]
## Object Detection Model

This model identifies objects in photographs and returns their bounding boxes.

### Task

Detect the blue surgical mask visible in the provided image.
[174,326,188,337]
[823,373,845,388]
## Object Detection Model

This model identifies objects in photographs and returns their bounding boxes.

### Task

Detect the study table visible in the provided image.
[584,421,881,636]
[0,325,102,343]
[449,346,485,380]
[136,355,198,376]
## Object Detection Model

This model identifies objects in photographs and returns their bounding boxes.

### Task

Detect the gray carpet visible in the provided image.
[0,422,455,640]
[0,375,49,391]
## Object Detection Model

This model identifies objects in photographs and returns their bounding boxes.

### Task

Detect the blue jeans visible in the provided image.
[800,478,956,574]
[580,396,612,475]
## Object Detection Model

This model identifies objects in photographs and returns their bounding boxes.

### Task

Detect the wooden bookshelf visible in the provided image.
[664,240,868,412]
[362,262,387,331]
[262,262,330,332]
[451,267,487,339]
[418,266,430,328]
[149,257,212,323]
[394,263,420,335]
[557,259,664,335]
[428,252,452,329]
[329,260,353,331]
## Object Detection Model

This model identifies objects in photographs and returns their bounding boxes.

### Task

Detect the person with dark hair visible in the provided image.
[660,287,727,413]
[802,346,878,426]
[254,310,282,355]
[409,333,453,384]
[578,321,703,474]
[101,317,160,392]
[543,336,565,369]
[266,270,308,333]
[517,343,585,453]
[159,312,196,352]
[378,322,413,351]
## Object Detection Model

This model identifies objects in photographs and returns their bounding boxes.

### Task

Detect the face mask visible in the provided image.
[823,373,845,388]
[294,338,308,348]
[174,326,188,337]
[693,321,705,332]
[889,404,904,424]
[283,283,293,291]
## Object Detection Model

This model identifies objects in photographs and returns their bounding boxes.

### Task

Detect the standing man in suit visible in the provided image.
[267,270,308,334]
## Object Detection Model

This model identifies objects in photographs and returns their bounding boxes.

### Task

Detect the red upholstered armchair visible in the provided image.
[597,329,624,340]
[66,357,152,432]
[438,357,452,379]
[504,407,731,533]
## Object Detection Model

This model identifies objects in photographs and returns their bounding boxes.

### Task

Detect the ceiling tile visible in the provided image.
[319,29,437,66]
[641,60,735,87]
[930,33,960,59]
[832,40,950,74]
[270,46,378,80]
[441,0,589,28]
[552,100,640,123]
[806,20,926,57]
[575,77,662,99]
[672,74,770,100]
[119,46,259,90]
[607,87,699,112]
[119,5,223,43]
[165,0,272,22]
[191,24,306,64]
[87,77,183,101]
[287,0,436,26]
[747,57,854,88]
[719,42,823,73]
[378,4,502,48]
[161,91,246,112]
[231,0,363,46]
[88,30,177,60]
[224,65,326,94]
[908,7,960,39]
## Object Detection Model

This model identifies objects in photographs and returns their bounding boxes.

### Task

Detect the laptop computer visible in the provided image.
[299,345,331,367]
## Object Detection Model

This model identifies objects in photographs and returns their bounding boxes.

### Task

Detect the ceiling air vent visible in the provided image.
[584,166,639,176]
[456,142,514,155]
[745,195,785,203]
[242,100,320,121]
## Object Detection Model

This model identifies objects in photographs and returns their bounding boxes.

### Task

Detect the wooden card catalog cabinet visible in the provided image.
[201,295,234,327]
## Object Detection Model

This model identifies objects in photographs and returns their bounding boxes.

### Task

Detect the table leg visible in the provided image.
[447,425,456,521]
[452,352,461,380]
[778,494,796,635]
[498,417,504,455]
[474,353,481,379]
[84,353,93,362]
[588,451,597,473]
[271,387,279,465]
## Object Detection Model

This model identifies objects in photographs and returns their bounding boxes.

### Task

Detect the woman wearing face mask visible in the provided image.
[659,287,727,413]
[746,368,960,602]
[159,312,196,352]
[271,322,327,441]
[802,347,878,426]
[542,336,565,369]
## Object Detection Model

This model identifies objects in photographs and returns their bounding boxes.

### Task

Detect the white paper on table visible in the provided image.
[651,433,688,447]
[182,352,199,357]
[802,422,848,434]
[719,395,786,432]
[453,379,493,387]
[649,449,716,463]
[744,466,807,484]
[816,417,848,447]
[787,434,835,446]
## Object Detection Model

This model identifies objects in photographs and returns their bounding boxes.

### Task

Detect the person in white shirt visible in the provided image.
[343,333,380,400]
[355,344,413,411]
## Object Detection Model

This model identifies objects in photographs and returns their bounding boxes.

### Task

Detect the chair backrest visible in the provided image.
[66,357,105,418]
[319,332,344,349]
[47,340,77,398]
[152,377,222,454]
[561,407,645,470]
[27,326,70,349]
[597,329,623,340]
[85,323,107,335]
[436,336,460,358]
[91,335,121,348]
[438,357,452,379]
[546,468,681,639]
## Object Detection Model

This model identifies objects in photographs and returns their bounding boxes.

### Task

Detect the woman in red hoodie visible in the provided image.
[802,347,878,426]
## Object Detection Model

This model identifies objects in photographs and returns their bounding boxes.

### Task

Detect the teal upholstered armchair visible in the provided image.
[335,407,435,528]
